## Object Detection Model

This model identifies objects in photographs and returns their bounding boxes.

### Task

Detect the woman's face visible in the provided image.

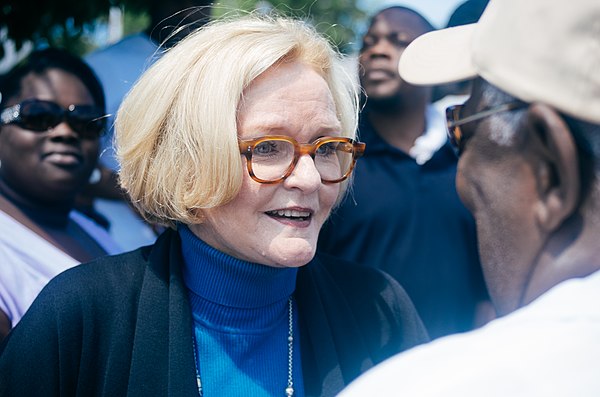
[189,61,342,268]
[0,69,99,205]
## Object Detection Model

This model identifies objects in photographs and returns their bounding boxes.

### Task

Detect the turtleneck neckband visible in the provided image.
[178,224,297,309]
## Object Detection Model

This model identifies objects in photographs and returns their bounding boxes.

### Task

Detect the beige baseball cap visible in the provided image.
[399,0,600,124]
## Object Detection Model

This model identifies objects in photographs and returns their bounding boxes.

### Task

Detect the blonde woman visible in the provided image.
[0,16,427,396]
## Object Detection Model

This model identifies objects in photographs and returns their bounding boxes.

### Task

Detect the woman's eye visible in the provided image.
[254,141,278,156]
[316,142,337,156]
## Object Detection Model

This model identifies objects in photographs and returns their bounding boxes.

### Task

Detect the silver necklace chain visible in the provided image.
[286,297,295,397]
[191,297,295,397]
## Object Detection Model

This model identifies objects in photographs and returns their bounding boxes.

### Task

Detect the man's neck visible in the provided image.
[367,100,428,153]
[522,209,600,308]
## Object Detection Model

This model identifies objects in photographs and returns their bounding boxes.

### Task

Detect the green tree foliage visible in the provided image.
[213,0,366,53]
[0,0,366,61]
[1,0,111,58]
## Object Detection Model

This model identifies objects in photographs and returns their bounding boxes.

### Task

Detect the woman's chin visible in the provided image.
[267,239,316,268]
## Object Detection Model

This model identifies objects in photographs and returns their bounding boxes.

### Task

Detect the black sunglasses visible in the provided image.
[446,101,527,155]
[0,99,108,139]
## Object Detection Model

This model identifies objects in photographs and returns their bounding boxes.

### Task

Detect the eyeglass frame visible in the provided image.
[0,99,109,138]
[446,101,528,155]
[238,135,366,185]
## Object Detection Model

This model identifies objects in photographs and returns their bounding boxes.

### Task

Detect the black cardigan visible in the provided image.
[0,229,428,396]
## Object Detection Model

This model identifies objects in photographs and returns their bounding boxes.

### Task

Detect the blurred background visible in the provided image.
[0,0,464,73]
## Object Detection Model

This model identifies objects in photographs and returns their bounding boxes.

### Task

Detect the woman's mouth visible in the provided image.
[265,208,313,226]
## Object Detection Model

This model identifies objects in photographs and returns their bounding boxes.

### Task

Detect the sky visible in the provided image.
[359,0,468,28]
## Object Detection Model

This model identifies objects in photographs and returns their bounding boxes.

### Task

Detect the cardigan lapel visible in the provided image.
[296,256,374,397]
[126,230,199,396]
[165,231,200,396]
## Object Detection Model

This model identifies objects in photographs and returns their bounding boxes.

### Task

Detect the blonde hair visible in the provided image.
[116,15,359,228]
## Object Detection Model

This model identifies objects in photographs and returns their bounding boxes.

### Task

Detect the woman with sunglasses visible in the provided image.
[0,17,427,396]
[0,48,121,341]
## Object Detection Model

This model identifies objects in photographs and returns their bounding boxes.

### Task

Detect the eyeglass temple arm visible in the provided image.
[449,102,526,128]
[353,142,366,158]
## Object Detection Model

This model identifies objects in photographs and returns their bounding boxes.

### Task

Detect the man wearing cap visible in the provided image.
[339,0,600,395]
[318,6,489,339]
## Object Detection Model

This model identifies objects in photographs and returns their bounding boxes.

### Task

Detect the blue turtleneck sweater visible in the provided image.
[179,225,304,397]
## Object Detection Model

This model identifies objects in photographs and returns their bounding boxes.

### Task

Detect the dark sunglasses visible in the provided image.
[0,99,108,139]
[446,101,527,155]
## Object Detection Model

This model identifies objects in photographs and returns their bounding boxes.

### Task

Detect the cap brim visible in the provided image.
[399,24,479,86]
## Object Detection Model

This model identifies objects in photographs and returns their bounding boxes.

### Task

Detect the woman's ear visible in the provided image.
[526,103,580,232]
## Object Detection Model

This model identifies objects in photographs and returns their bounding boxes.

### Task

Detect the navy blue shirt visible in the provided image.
[318,113,488,338]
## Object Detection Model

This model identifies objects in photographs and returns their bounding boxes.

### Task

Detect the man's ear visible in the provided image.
[526,103,580,232]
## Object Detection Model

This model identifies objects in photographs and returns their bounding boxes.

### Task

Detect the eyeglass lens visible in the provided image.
[16,100,105,138]
[446,105,463,154]
[250,139,354,182]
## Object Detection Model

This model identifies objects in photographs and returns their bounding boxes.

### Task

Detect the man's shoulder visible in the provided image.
[341,274,600,396]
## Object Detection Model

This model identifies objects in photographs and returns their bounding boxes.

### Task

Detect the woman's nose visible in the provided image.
[283,154,321,192]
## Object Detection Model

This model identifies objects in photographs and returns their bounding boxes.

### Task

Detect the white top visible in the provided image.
[409,104,448,165]
[340,270,600,397]
[0,210,122,327]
